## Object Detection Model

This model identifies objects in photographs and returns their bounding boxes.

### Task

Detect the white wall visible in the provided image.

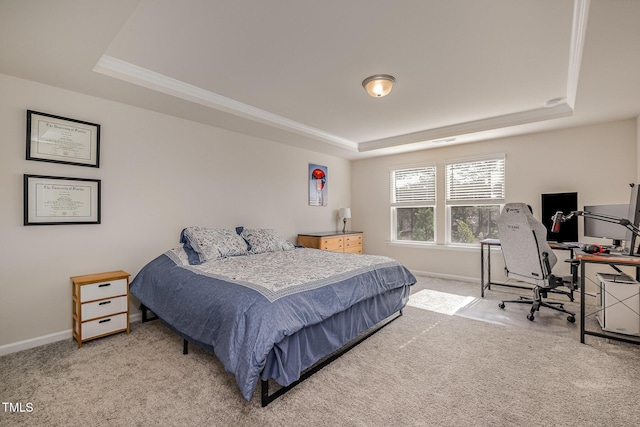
[0,73,351,348]
[352,119,638,281]
[637,114,640,181]
[2,70,637,351]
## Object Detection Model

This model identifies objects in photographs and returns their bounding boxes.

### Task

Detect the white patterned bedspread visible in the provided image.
[167,246,400,302]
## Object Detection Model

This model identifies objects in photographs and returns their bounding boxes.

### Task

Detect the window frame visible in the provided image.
[389,164,437,243]
[444,155,506,245]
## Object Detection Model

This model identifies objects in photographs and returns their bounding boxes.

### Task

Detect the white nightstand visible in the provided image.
[71,270,130,348]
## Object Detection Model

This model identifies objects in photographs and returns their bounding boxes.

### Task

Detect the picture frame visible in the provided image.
[26,110,100,168]
[309,163,328,206]
[24,174,101,225]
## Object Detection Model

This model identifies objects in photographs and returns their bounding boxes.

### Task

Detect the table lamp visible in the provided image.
[339,208,351,233]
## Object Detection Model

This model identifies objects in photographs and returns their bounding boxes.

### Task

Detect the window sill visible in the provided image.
[387,240,481,252]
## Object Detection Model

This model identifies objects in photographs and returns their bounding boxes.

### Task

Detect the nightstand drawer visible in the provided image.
[81,296,128,320]
[79,278,127,302]
[81,313,127,340]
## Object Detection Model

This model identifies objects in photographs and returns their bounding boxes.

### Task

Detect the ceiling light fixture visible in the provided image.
[362,74,396,97]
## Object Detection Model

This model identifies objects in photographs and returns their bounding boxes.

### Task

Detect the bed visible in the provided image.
[129,227,416,405]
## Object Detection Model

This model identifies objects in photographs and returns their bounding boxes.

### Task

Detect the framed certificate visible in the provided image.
[24,175,101,225]
[26,110,100,167]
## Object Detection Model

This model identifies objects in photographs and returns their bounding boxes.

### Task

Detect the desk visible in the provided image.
[574,251,640,345]
[479,239,575,298]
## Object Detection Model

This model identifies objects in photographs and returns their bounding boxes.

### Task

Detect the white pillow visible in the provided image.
[240,228,295,254]
[181,227,248,263]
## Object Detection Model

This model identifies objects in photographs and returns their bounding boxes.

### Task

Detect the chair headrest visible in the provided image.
[502,203,532,218]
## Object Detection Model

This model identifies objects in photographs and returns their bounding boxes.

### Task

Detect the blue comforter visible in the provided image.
[130,247,415,401]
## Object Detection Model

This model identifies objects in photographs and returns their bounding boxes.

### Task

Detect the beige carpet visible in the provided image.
[1,278,639,426]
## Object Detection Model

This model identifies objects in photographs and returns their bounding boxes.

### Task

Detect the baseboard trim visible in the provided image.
[2,273,481,357]
[411,270,479,284]
[0,312,142,357]
[0,330,72,357]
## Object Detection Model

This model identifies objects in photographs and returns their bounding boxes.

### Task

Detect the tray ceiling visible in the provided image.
[1,0,639,159]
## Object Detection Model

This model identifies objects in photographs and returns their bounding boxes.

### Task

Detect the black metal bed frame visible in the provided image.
[140,304,403,407]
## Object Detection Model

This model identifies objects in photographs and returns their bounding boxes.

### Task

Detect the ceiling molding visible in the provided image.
[93,55,359,151]
[357,103,574,152]
[567,0,591,108]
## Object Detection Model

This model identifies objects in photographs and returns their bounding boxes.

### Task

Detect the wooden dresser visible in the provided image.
[297,231,363,254]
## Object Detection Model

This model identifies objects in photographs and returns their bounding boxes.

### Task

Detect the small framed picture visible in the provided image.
[24,175,101,225]
[26,110,100,167]
[309,163,328,206]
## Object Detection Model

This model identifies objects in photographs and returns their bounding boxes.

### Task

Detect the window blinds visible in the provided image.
[445,157,505,202]
[390,166,436,205]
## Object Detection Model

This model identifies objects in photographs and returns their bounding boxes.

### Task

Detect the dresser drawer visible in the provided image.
[344,245,363,254]
[81,313,128,340]
[344,234,363,248]
[81,295,127,320]
[79,278,127,302]
[321,236,344,251]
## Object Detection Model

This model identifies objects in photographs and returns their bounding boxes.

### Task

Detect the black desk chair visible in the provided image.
[497,203,578,322]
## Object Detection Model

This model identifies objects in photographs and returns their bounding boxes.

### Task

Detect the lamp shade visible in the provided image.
[339,208,351,219]
[362,74,395,97]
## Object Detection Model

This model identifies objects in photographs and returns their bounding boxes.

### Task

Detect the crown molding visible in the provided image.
[358,103,573,152]
[567,0,590,108]
[93,55,359,151]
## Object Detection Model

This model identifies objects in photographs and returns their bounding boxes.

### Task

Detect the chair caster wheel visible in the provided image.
[567,315,575,323]
[498,302,505,309]
[527,313,535,321]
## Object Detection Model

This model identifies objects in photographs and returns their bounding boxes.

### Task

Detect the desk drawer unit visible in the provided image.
[71,270,130,348]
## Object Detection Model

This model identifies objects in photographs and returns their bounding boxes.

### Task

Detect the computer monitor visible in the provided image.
[625,184,640,256]
[541,192,578,242]
[583,204,629,247]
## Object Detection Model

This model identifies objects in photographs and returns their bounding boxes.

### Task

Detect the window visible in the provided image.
[390,165,436,242]
[445,156,505,244]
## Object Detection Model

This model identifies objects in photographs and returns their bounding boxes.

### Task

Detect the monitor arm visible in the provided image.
[558,210,640,238]
[554,210,640,256]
